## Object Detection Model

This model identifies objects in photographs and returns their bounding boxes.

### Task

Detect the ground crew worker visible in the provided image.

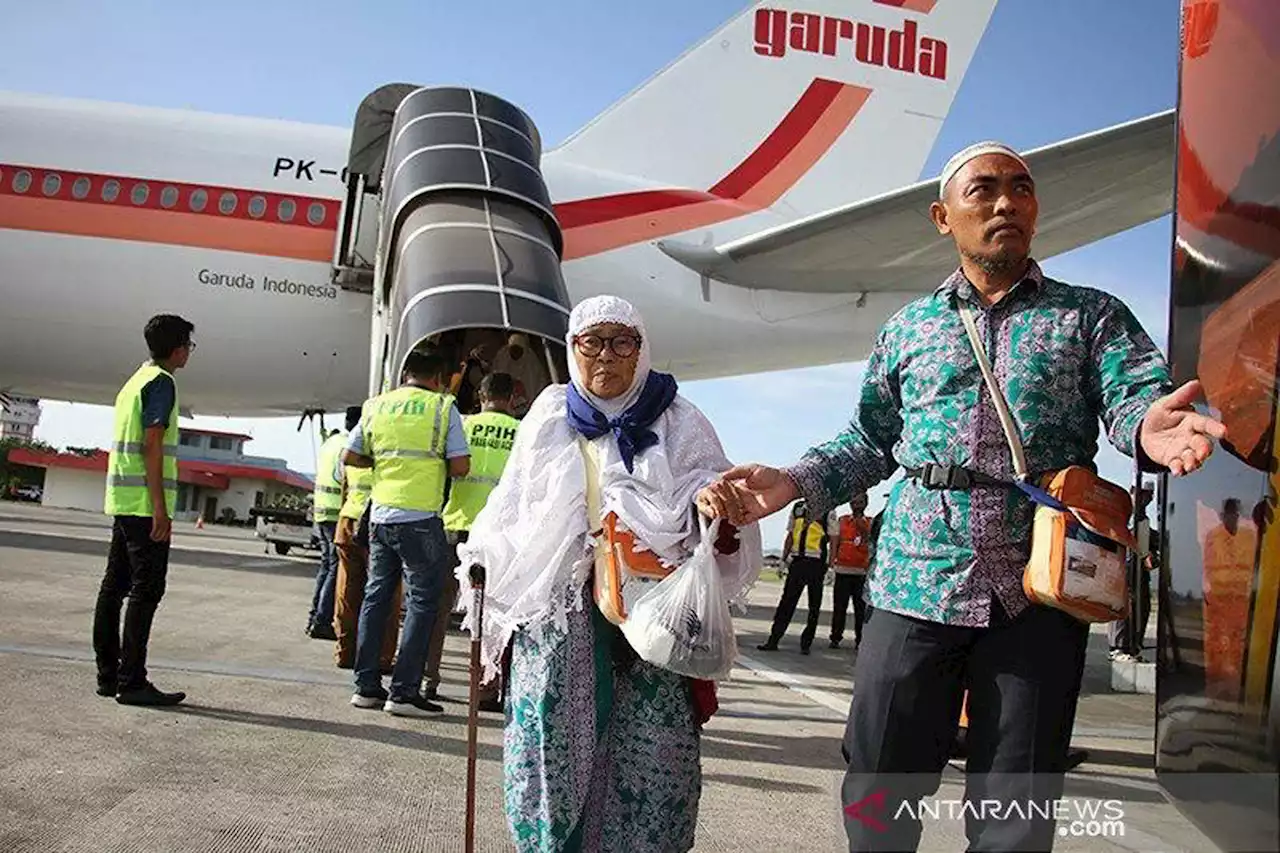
[828,491,872,649]
[306,424,347,640]
[92,313,194,707]
[332,405,402,671]
[342,350,470,718]
[757,501,830,655]
[423,372,519,711]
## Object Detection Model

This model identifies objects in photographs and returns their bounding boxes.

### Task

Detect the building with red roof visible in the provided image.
[8,424,314,523]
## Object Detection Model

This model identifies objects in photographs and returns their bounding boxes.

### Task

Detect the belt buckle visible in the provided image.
[921,464,946,489]
[921,464,970,490]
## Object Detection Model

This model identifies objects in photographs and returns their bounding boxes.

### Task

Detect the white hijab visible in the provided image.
[456,296,763,681]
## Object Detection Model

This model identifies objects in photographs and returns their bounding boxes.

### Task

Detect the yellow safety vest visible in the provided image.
[312,431,347,522]
[339,464,372,521]
[104,362,179,518]
[443,410,519,532]
[791,516,826,558]
[364,385,454,513]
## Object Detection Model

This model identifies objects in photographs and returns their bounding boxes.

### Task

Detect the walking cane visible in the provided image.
[465,563,486,853]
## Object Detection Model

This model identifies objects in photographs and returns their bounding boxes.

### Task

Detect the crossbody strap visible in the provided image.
[578,435,603,534]
[957,302,1029,482]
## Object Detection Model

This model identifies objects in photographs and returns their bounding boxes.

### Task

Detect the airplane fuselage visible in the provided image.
[0,92,912,416]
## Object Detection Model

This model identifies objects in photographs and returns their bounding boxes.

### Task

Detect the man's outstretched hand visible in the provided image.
[1139,379,1227,477]
[696,464,799,527]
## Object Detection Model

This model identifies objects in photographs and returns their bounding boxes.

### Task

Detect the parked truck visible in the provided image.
[249,506,318,556]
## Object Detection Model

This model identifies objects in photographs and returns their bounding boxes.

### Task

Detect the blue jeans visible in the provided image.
[355,517,447,699]
[309,521,338,630]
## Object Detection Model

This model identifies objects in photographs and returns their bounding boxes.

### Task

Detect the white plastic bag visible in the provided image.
[619,513,737,681]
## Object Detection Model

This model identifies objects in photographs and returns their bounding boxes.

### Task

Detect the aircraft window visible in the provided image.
[12,170,32,193]
[248,195,267,219]
[72,177,91,199]
[160,186,179,208]
[42,174,62,196]
[189,188,208,212]
[131,183,150,205]
[218,192,237,215]
[307,202,326,226]
[101,179,120,202]
[277,199,296,222]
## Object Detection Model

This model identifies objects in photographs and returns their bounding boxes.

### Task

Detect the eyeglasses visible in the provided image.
[573,333,641,358]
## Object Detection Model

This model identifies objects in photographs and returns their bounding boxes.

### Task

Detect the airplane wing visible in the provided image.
[658,110,1175,294]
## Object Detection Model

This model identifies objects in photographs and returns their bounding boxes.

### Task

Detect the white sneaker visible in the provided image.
[350,688,388,709]
[1110,651,1146,663]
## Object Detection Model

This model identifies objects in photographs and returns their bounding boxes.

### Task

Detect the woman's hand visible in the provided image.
[697,465,799,526]
[715,464,799,526]
[696,481,743,524]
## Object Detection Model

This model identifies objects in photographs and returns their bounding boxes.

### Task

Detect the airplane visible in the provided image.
[0,0,1175,418]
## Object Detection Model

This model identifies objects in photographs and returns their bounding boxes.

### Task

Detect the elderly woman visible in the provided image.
[457,295,762,852]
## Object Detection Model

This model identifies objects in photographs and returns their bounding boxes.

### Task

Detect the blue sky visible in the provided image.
[3,0,1182,547]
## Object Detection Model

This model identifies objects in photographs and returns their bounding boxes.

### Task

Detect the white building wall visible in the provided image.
[216,477,275,522]
[41,469,106,513]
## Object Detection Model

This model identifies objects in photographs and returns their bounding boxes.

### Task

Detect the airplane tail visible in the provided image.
[551,1,999,256]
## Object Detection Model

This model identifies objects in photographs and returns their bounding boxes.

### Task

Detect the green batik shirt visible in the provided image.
[784,260,1172,626]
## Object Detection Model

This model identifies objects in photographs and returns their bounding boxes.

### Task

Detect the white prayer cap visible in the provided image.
[567,295,646,338]
[938,141,1031,198]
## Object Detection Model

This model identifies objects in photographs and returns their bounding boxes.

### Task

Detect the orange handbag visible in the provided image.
[580,436,675,625]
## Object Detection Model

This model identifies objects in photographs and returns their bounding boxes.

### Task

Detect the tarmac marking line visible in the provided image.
[734,652,850,718]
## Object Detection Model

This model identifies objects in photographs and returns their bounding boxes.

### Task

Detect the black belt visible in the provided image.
[905,463,1009,490]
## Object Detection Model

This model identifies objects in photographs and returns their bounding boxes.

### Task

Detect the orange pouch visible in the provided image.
[1022,466,1137,623]
[580,436,674,626]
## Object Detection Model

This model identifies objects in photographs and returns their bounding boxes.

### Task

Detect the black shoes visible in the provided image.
[384,695,444,718]
[116,682,186,706]
[306,622,338,641]
[756,641,778,651]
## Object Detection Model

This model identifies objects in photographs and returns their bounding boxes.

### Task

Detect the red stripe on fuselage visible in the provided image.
[0,77,870,264]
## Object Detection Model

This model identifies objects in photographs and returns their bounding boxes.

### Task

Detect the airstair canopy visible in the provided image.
[354,85,570,383]
[347,83,420,192]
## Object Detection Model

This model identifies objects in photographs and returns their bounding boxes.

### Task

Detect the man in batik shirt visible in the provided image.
[698,141,1227,852]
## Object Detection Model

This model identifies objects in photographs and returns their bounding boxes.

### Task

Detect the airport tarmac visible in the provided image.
[0,504,1222,852]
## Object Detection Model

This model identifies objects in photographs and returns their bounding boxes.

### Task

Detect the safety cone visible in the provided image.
[195,514,204,530]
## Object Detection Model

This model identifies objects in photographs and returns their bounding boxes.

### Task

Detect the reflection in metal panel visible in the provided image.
[1157,2,1280,851]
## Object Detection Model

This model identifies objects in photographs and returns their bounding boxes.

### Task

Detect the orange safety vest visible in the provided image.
[833,515,871,574]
